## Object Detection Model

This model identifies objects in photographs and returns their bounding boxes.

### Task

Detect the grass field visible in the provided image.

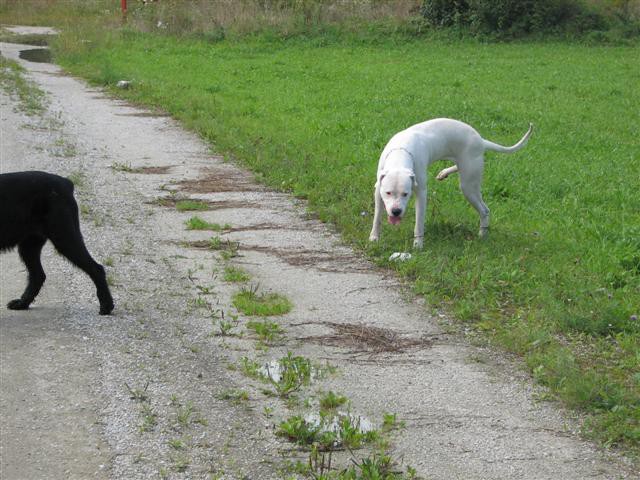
[2,3,638,454]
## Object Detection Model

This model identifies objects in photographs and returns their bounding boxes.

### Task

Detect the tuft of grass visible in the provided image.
[215,389,250,404]
[207,236,223,250]
[239,356,261,379]
[173,401,206,429]
[125,381,150,402]
[336,453,418,480]
[184,216,227,231]
[381,412,405,432]
[319,391,348,412]
[66,170,85,187]
[110,161,135,172]
[239,352,318,398]
[175,199,209,212]
[223,265,250,283]
[168,438,186,450]
[246,319,286,345]
[277,415,325,447]
[276,412,379,451]
[212,310,240,337]
[171,453,190,473]
[268,353,313,397]
[233,286,292,317]
[139,403,158,433]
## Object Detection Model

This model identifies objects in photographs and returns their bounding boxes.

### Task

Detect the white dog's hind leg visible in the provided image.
[459,158,490,238]
[413,187,427,249]
[369,186,384,242]
[436,165,458,181]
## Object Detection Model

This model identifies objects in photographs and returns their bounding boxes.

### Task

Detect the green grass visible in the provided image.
[223,265,251,283]
[175,200,209,212]
[184,215,227,231]
[277,411,379,450]
[0,56,47,115]
[239,352,318,398]
[215,388,250,404]
[246,319,286,345]
[233,287,293,317]
[319,391,348,412]
[42,20,640,453]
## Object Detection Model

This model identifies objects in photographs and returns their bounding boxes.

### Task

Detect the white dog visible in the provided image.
[369,118,533,249]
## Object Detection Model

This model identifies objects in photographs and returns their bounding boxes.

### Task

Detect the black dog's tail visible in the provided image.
[483,123,533,154]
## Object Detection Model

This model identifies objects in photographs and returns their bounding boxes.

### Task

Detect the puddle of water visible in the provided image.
[258,357,321,384]
[305,411,375,435]
[19,48,52,64]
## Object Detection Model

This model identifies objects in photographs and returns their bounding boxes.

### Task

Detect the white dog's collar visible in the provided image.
[384,147,414,162]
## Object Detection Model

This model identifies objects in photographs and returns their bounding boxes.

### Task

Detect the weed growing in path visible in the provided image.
[233,285,292,316]
[239,352,325,398]
[277,412,378,450]
[212,310,240,337]
[175,199,209,212]
[139,403,158,433]
[208,236,222,250]
[319,391,348,412]
[125,381,150,402]
[223,265,250,283]
[185,216,228,231]
[246,319,286,345]
[215,389,250,405]
[0,56,46,115]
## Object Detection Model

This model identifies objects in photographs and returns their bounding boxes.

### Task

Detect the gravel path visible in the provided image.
[0,34,635,480]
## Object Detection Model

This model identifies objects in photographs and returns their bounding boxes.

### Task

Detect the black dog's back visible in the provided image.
[0,171,114,315]
[0,171,76,249]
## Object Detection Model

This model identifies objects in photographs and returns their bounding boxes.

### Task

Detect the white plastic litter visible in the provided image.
[389,252,412,262]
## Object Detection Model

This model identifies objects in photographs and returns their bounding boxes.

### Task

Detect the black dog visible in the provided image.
[0,171,114,315]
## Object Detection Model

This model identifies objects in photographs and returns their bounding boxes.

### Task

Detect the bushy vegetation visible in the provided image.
[3,0,637,42]
[421,0,640,39]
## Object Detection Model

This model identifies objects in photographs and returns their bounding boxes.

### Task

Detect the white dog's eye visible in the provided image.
[402,193,408,197]
[385,192,391,196]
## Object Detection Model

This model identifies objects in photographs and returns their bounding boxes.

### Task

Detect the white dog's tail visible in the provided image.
[483,123,533,154]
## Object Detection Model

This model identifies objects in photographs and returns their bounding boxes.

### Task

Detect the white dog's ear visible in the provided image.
[376,170,387,186]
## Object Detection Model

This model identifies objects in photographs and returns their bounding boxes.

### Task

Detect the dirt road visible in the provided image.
[0,34,635,480]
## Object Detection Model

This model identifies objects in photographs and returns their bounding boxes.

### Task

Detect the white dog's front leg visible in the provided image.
[413,188,427,249]
[369,186,384,242]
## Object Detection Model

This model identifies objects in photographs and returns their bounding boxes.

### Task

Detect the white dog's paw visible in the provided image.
[479,227,489,239]
[369,233,379,242]
[413,237,424,249]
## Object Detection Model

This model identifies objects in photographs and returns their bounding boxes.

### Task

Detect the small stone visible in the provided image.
[116,80,131,89]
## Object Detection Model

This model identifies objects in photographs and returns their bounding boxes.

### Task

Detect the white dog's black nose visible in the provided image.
[391,208,402,217]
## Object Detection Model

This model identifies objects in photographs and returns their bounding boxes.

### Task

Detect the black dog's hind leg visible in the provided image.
[48,204,114,315]
[8,236,47,310]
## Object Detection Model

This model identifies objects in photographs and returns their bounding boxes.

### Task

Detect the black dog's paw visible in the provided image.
[7,299,29,310]
[99,302,114,316]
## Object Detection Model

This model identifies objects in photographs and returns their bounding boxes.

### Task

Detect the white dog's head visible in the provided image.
[377,168,415,225]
